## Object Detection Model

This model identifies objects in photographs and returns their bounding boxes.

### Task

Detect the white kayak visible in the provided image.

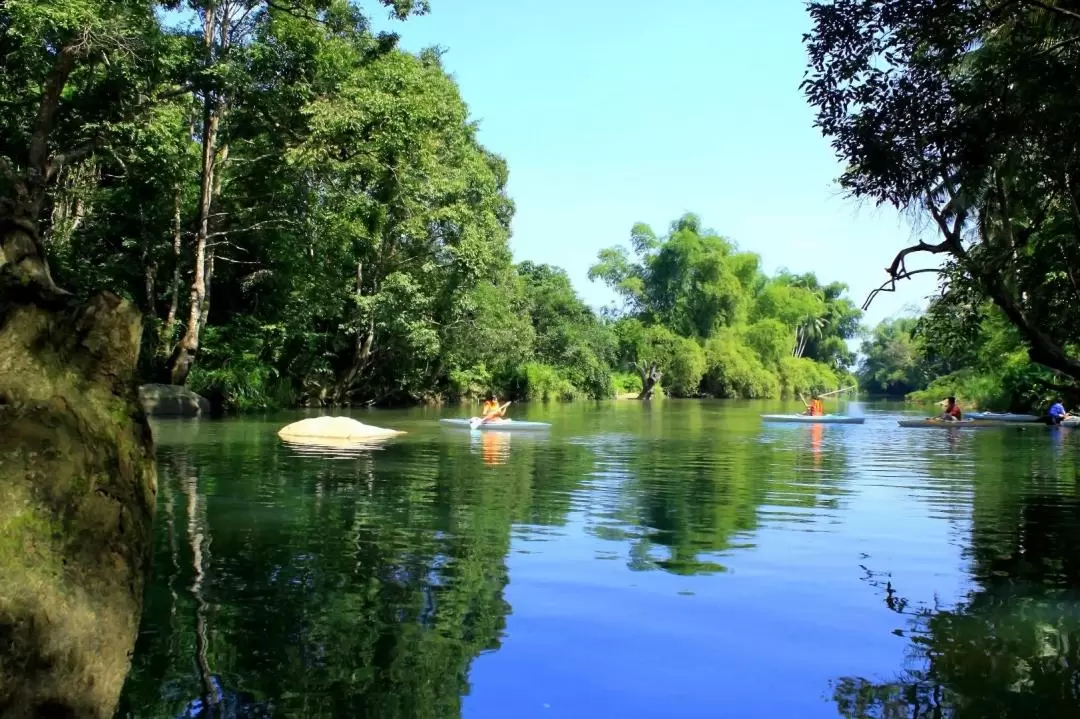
[899,418,1033,429]
[440,418,552,431]
[761,414,865,425]
[965,412,1040,422]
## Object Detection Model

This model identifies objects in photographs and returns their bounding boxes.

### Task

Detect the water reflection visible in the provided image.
[120,405,1080,717]
[119,424,521,717]
[832,435,1080,718]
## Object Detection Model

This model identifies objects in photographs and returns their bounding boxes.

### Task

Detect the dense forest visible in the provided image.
[807,0,1080,412]
[1,0,863,412]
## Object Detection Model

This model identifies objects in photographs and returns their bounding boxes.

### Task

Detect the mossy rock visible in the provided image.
[138,383,210,417]
[0,282,157,718]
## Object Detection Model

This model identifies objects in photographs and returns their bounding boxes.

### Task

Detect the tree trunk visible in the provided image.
[166,3,229,386]
[333,262,375,404]
[167,94,219,386]
[637,362,662,400]
[160,184,184,358]
[0,224,157,718]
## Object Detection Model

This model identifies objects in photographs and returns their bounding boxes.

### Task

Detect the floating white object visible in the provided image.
[277,416,404,441]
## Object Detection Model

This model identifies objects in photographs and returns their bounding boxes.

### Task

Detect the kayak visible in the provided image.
[440,418,552,431]
[900,417,1080,429]
[761,414,865,425]
[965,412,1040,422]
[899,418,1034,429]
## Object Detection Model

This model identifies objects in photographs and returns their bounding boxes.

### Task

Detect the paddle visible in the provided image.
[471,401,512,430]
[818,385,857,398]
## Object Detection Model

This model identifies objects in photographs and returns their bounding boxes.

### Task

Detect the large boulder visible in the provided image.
[138,383,210,417]
[278,416,404,444]
[0,283,157,719]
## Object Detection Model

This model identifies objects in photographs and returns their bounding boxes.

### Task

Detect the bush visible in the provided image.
[501,362,579,401]
[188,323,292,412]
[446,364,493,400]
[612,371,643,395]
[702,332,780,398]
[778,356,840,398]
[907,349,1060,411]
[561,347,616,399]
[663,336,707,396]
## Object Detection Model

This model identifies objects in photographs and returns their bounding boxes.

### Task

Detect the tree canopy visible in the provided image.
[803,0,1080,386]
[592,213,862,399]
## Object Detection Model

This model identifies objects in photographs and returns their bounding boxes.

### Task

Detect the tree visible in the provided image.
[590,213,760,339]
[803,0,1080,382]
[857,317,928,397]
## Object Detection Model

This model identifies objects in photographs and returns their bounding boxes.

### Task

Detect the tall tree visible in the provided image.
[803,0,1080,382]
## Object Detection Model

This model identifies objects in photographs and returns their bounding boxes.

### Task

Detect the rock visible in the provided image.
[138,383,210,417]
[277,416,404,443]
[0,283,157,718]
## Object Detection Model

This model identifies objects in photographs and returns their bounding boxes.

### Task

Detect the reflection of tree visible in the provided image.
[585,407,855,575]
[118,423,558,718]
[832,441,1080,719]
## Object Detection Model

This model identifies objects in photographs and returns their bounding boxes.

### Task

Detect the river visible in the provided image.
[115,400,1080,717]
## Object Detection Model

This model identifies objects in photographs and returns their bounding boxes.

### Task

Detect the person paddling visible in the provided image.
[939,396,962,422]
[480,393,510,423]
[1046,398,1068,425]
[802,394,824,417]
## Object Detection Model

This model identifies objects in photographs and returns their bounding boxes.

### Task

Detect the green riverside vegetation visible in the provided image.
[803,0,1080,412]
[1,0,862,411]
[6,0,1080,413]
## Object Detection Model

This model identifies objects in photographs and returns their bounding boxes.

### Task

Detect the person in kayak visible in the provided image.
[939,396,962,421]
[480,394,510,423]
[1045,398,1068,425]
[803,394,824,417]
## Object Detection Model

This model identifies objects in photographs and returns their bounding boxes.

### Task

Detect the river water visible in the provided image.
[116,400,1080,718]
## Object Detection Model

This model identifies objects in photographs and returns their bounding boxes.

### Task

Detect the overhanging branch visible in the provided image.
[1028,0,1080,23]
[863,267,943,311]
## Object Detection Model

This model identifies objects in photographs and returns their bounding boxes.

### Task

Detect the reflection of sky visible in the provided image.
[463,416,982,719]
[468,511,934,719]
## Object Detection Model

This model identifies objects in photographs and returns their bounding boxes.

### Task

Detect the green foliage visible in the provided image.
[743,319,794,369]
[804,0,1080,384]
[612,371,643,395]
[3,0,866,410]
[503,362,579,402]
[863,300,1075,412]
[857,317,928,397]
[702,331,780,399]
[778,357,840,399]
[594,216,862,399]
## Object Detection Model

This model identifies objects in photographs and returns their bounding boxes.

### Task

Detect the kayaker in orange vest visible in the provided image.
[481,394,510,423]
[803,394,824,417]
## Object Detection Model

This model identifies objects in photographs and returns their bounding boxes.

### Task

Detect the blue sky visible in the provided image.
[378,0,941,329]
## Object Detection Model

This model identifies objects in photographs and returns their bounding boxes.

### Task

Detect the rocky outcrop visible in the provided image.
[277,416,404,444]
[138,382,211,417]
[0,281,157,719]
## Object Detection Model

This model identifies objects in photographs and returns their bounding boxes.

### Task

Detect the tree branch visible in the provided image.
[46,138,104,182]
[27,45,79,196]
[862,267,944,311]
[1027,0,1080,23]
[885,239,955,279]
[40,83,195,183]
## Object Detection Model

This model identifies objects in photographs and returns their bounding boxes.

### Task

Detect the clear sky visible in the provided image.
[379,0,941,329]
